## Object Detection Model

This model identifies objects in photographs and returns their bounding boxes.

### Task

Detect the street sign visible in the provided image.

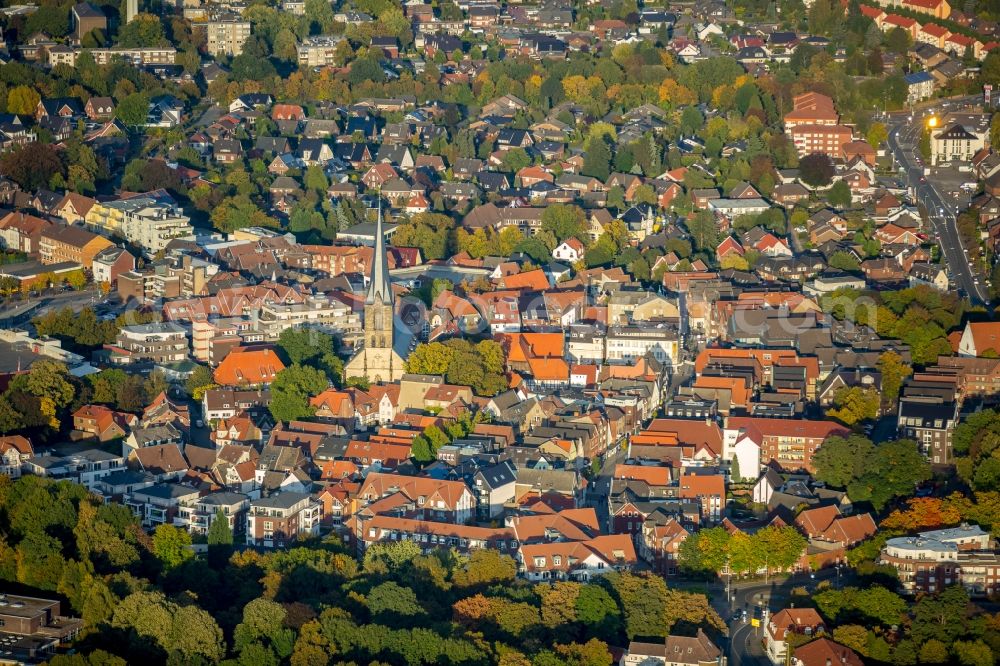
[751,618,761,628]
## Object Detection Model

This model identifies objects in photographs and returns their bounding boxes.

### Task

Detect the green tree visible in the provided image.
[393,213,455,260]
[678,526,730,574]
[277,327,336,366]
[269,364,329,422]
[953,640,994,666]
[812,435,875,488]
[575,584,621,640]
[452,549,518,587]
[867,122,888,149]
[541,204,587,243]
[406,342,453,375]
[0,395,23,434]
[234,598,287,653]
[116,13,167,47]
[877,351,911,407]
[919,639,950,664]
[501,148,531,174]
[206,510,233,547]
[799,153,835,186]
[116,92,149,126]
[25,3,69,36]
[7,85,40,116]
[367,581,425,619]
[827,386,880,426]
[911,585,971,645]
[304,0,336,32]
[848,439,931,510]
[582,137,612,181]
[828,250,861,272]
[884,26,912,54]
[828,180,852,209]
[814,586,907,626]
[919,128,931,161]
[686,210,721,252]
[185,364,216,399]
[152,523,193,569]
[304,165,328,193]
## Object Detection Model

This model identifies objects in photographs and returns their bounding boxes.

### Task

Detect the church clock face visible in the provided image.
[400,302,422,328]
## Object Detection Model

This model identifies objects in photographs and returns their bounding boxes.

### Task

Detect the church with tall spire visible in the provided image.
[345,201,406,383]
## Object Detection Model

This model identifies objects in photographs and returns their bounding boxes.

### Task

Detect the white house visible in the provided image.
[958,321,1000,357]
[695,22,725,41]
[552,238,585,262]
[722,425,761,482]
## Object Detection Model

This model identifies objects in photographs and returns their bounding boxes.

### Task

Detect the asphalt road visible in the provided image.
[722,566,851,666]
[886,104,988,304]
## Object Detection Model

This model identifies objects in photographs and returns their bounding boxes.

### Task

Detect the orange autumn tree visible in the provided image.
[880,496,963,532]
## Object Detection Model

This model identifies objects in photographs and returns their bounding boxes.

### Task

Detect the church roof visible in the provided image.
[366,200,394,305]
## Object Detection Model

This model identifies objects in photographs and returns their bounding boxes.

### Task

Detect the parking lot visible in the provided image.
[925,162,976,215]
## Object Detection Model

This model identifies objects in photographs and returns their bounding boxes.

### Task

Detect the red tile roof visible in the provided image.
[214,346,286,386]
[793,639,863,666]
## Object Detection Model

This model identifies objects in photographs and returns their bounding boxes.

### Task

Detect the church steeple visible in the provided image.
[363,197,394,351]
[366,198,393,306]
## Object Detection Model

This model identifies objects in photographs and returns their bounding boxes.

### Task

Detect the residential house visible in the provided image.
[766,609,826,665]
[621,630,722,666]
[214,346,286,386]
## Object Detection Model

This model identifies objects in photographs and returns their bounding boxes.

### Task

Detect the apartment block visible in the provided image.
[605,325,679,366]
[880,524,997,595]
[255,297,362,342]
[86,195,193,255]
[246,492,322,548]
[725,417,849,473]
[206,16,251,56]
[107,322,189,365]
[117,255,218,302]
[176,491,250,536]
[191,318,262,365]
[788,124,854,159]
[48,46,176,67]
[297,35,346,67]
[125,483,200,527]
[39,224,113,266]
[783,92,839,129]
[897,397,958,464]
